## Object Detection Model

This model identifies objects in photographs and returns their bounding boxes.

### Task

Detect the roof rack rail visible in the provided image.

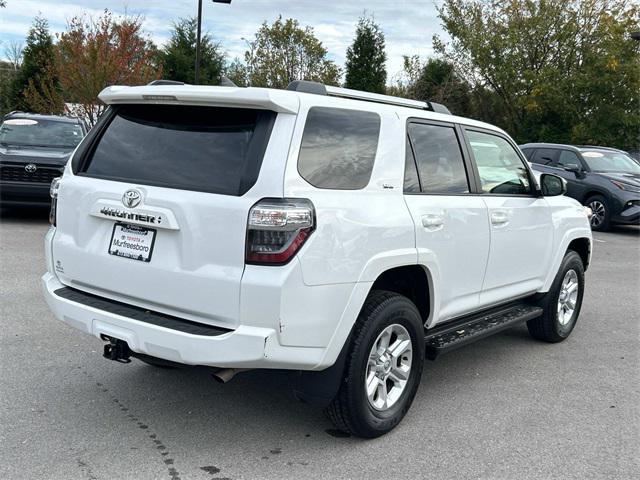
[4,110,25,117]
[287,80,328,95]
[218,76,238,87]
[286,80,451,114]
[147,78,240,87]
[148,79,186,86]
[429,102,451,115]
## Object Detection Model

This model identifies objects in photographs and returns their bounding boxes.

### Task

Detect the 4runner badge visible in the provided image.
[122,189,142,208]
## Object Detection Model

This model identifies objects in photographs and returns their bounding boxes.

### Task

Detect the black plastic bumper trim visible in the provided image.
[53,286,232,337]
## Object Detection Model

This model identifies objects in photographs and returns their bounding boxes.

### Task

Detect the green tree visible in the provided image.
[434,0,640,150]
[344,16,387,93]
[224,57,248,86]
[410,58,472,116]
[10,16,62,113]
[162,17,225,84]
[244,16,340,88]
[388,56,476,117]
[0,62,17,115]
[386,55,423,97]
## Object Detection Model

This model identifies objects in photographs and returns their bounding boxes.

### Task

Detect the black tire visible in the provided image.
[585,194,610,231]
[527,250,585,343]
[325,290,424,438]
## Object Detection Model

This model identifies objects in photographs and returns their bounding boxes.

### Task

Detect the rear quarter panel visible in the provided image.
[282,97,416,287]
[279,98,417,355]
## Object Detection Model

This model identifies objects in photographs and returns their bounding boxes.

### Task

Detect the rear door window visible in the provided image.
[407,122,469,194]
[81,104,275,196]
[297,107,380,190]
[557,150,582,169]
[530,148,559,165]
[520,148,534,160]
[403,136,421,193]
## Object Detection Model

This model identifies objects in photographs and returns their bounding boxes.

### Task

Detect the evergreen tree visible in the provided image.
[10,16,61,112]
[344,16,387,93]
[0,62,17,115]
[162,18,225,84]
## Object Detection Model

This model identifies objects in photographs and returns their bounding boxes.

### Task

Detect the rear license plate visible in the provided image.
[108,223,156,262]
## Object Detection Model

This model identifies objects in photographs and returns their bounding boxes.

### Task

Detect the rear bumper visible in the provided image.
[0,181,51,206]
[41,272,326,369]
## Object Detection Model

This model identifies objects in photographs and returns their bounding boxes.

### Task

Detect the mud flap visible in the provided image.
[290,335,350,407]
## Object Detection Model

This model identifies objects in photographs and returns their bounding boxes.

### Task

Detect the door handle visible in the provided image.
[490,210,509,226]
[422,214,444,229]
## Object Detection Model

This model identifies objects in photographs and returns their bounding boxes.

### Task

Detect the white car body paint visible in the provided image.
[42,84,592,371]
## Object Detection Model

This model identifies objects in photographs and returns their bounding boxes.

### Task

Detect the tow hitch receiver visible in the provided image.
[101,335,132,363]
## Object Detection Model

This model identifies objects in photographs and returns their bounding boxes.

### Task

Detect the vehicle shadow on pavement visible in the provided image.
[89,360,333,436]
[33,317,615,478]
[606,225,640,236]
[84,325,537,446]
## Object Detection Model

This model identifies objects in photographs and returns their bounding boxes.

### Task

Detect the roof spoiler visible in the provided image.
[98,84,299,114]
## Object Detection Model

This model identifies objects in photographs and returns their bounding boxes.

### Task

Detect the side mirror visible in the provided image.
[540,173,567,196]
[564,163,581,173]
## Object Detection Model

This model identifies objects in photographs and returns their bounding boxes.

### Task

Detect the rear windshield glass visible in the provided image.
[297,107,380,190]
[81,105,275,196]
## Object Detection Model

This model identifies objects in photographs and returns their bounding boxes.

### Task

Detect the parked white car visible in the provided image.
[42,80,592,437]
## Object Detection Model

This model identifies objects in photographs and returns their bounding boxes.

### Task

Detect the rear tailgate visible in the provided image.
[52,96,297,329]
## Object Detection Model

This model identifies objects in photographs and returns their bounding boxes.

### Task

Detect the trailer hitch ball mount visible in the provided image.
[101,334,132,363]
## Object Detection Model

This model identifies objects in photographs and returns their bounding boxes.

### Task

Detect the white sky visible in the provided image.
[0,0,446,82]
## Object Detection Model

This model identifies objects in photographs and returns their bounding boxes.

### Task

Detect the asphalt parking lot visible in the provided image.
[1,207,638,480]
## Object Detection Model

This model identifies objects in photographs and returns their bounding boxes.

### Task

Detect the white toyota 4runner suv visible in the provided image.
[42,80,592,438]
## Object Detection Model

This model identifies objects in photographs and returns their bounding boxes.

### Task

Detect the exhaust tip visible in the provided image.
[211,368,251,383]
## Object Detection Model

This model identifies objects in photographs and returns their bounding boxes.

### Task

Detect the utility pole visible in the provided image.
[195,0,203,84]
[195,0,232,84]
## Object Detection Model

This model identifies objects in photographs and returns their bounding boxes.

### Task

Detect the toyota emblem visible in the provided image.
[25,163,37,173]
[122,189,142,208]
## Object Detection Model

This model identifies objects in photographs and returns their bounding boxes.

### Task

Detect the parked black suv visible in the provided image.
[521,143,640,231]
[0,112,87,206]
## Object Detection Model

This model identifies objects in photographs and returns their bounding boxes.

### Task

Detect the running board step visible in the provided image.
[424,303,542,360]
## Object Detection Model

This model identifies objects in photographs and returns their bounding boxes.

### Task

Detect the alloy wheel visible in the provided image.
[557,269,579,325]
[365,324,413,411]
[588,200,606,228]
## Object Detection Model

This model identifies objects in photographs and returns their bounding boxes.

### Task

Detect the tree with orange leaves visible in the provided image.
[25,10,161,126]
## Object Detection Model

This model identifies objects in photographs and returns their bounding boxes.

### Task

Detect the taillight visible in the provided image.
[246,198,315,265]
[49,177,61,226]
